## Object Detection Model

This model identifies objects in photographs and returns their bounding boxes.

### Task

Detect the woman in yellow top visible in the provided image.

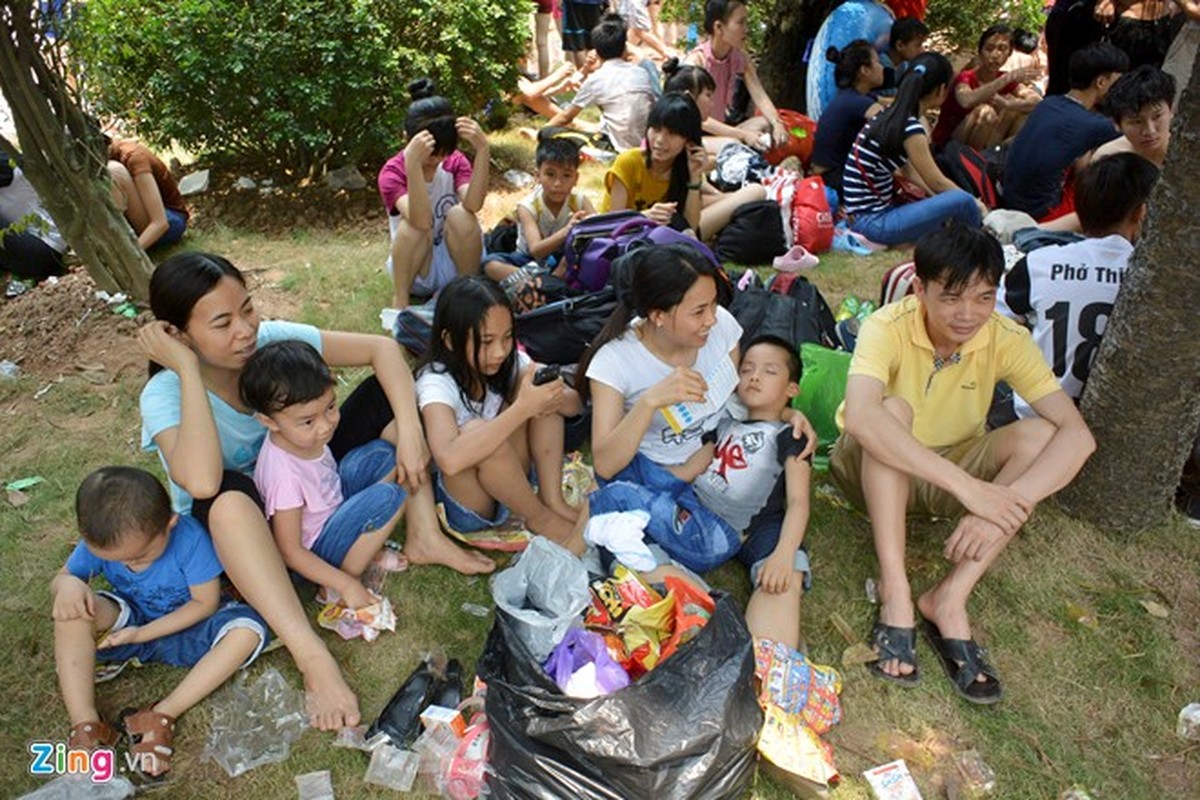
[602,93,765,240]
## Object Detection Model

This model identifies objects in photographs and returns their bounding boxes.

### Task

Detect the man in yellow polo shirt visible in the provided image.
[832,223,1095,705]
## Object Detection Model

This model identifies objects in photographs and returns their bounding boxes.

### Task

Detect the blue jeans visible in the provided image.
[851,189,980,246]
[96,592,268,668]
[309,440,407,568]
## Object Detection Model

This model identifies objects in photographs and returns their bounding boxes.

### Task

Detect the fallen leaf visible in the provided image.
[842,643,878,666]
[7,489,28,507]
[1139,600,1170,619]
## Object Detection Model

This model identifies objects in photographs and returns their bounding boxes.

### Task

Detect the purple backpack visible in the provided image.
[563,212,719,291]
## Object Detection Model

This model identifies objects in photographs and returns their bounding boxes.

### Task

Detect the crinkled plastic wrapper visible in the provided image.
[202,667,308,777]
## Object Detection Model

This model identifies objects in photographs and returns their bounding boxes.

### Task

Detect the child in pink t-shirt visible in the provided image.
[241,341,408,610]
[378,78,491,310]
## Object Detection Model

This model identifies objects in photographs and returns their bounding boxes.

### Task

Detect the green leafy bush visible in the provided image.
[926,0,1047,53]
[73,0,528,176]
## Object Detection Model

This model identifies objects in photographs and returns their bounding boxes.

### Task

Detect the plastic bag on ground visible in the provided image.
[18,774,135,800]
[792,343,853,471]
[478,591,762,800]
[490,537,592,661]
[202,666,308,777]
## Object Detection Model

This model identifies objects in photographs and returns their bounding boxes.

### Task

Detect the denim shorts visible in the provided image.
[737,512,813,591]
[434,470,510,533]
[96,592,268,669]
[308,440,408,568]
[152,208,188,249]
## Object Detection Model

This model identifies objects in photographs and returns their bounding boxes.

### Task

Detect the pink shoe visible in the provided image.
[773,245,819,272]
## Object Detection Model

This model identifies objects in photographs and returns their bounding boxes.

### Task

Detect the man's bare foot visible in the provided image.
[917,590,987,684]
[916,590,972,639]
[404,528,496,574]
[299,650,361,731]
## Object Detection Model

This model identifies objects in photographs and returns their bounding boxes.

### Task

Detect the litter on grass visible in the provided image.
[202,667,308,777]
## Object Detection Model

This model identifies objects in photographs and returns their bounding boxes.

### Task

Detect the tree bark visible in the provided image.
[758,0,839,113]
[1056,40,1200,535]
[0,2,153,300]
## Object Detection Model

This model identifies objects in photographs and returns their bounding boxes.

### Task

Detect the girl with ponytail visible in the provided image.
[810,40,886,196]
[841,52,986,245]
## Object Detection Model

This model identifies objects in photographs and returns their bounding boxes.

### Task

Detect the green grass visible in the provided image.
[2,168,1198,798]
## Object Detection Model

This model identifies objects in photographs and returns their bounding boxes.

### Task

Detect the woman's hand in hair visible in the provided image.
[456,118,489,153]
[137,320,198,375]
[404,130,436,165]
[644,366,708,409]
[645,202,678,225]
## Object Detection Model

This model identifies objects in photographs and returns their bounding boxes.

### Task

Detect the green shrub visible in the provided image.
[72,0,528,177]
[926,0,1047,53]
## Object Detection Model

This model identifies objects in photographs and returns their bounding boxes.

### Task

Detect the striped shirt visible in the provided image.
[842,116,926,216]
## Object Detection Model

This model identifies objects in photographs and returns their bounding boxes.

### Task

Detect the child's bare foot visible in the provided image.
[404,528,496,574]
[299,650,361,730]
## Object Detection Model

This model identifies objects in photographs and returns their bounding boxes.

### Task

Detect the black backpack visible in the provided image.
[715,200,787,266]
[728,271,838,353]
[516,288,618,367]
[936,141,999,209]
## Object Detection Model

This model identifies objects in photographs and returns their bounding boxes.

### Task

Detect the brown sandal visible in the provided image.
[68,720,120,750]
[123,708,176,776]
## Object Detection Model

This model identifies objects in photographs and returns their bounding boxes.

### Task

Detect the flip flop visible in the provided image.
[920,618,1003,705]
[867,618,920,688]
[772,245,819,272]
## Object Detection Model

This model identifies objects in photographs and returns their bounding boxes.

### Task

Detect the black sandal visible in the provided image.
[868,618,921,687]
[921,618,1003,705]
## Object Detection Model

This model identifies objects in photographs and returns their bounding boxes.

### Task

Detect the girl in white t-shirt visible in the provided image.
[416,277,583,546]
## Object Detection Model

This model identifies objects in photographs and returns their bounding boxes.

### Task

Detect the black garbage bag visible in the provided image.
[478,592,763,800]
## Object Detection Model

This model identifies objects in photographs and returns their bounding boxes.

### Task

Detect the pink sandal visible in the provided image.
[772,245,819,272]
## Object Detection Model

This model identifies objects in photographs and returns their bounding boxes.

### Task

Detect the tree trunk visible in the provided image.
[0,2,153,300]
[1056,39,1200,535]
[758,0,839,113]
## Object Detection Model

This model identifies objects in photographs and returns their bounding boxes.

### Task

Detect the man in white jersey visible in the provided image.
[998,152,1159,416]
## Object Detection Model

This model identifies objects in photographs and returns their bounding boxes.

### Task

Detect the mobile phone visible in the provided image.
[533,364,561,386]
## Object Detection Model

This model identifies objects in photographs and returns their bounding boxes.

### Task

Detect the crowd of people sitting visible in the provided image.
[8,0,1198,781]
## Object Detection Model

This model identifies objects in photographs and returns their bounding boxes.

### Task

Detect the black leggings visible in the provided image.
[191,376,396,528]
